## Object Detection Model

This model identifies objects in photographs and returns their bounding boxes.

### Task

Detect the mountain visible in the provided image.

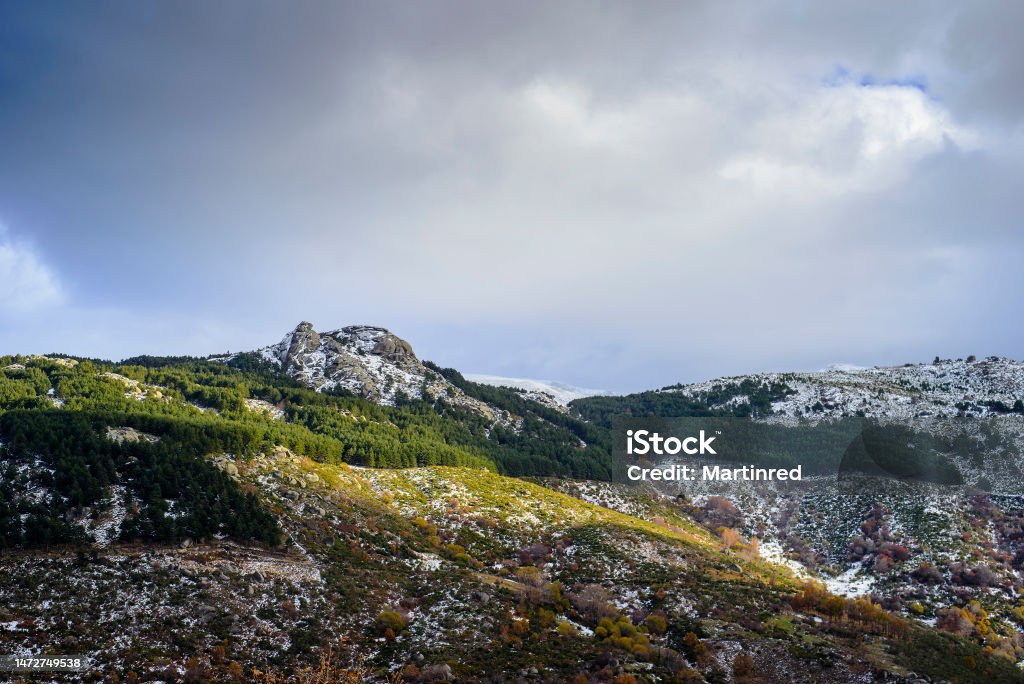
[662,356,1024,419]
[215,322,503,423]
[572,356,1024,670]
[571,356,1024,426]
[241,321,613,479]
[1,337,1023,681]
[464,374,611,407]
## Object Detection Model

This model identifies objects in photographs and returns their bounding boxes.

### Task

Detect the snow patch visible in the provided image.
[465,374,611,405]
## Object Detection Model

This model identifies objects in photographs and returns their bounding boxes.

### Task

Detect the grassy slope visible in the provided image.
[268,457,1021,682]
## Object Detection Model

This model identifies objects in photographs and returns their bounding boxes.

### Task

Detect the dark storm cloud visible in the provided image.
[0,1,1021,390]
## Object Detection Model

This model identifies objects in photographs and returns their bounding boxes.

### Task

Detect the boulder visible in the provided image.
[371,333,416,361]
[419,664,452,682]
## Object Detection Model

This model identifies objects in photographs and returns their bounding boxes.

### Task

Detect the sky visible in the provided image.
[1,1,1022,392]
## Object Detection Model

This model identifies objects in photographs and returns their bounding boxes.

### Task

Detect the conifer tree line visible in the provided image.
[0,353,621,549]
[1,349,816,552]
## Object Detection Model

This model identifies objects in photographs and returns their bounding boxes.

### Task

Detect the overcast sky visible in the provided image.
[1,1,1022,392]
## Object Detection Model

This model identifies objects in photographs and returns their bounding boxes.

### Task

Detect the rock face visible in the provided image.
[371,333,416,362]
[257,322,503,420]
[280,321,320,367]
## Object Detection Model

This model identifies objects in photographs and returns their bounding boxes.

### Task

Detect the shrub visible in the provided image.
[733,653,760,683]
[645,613,668,634]
[377,610,407,634]
[569,584,617,623]
[912,562,943,584]
[719,527,742,550]
[683,631,706,659]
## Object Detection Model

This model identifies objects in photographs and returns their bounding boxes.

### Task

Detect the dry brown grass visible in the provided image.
[250,646,381,684]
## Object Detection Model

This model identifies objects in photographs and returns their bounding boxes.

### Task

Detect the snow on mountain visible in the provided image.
[464,374,611,406]
[258,322,420,401]
[251,322,508,422]
[821,363,868,372]
[642,354,1024,621]
[668,356,1024,419]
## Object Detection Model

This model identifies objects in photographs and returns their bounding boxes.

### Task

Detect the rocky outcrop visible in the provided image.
[105,426,160,444]
[371,333,416,362]
[255,322,507,423]
[278,321,321,371]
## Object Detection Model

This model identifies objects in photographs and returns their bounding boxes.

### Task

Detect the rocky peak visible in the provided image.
[279,322,321,370]
[256,323,504,422]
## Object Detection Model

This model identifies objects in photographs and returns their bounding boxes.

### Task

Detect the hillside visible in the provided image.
[571,357,1024,423]
[2,338,1024,681]
[4,453,1017,682]
[571,356,1024,675]
[464,375,610,408]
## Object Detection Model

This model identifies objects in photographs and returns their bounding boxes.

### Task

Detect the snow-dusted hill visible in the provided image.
[464,374,610,406]
[603,355,1024,642]
[668,356,1024,419]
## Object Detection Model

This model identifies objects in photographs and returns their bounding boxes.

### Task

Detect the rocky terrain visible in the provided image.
[2,335,1024,682]
[4,449,1015,683]
[247,323,504,422]
[570,355,1024,676]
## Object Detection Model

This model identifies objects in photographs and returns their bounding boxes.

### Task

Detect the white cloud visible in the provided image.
[0,228,63,314]
[719,82,978,197]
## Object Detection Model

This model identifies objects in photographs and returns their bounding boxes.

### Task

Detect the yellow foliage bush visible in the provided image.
[377,610,406,634]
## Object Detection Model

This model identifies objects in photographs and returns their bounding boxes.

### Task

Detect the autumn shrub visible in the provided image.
[569,584,617,623]
[719,527,742,550]
[442,542,481,568]
[595,615,653,656]
[732,653,761,683]
[510,617,530,636]
[682,631,706,660]
[700,495,741,529]
[250,647,369,683]
[377,610,407,634]
[791,581,908,639]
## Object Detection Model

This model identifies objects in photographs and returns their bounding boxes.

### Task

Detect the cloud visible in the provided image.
[0,226,62,314]
[0,2,1021,389]
[719,79,978,198]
